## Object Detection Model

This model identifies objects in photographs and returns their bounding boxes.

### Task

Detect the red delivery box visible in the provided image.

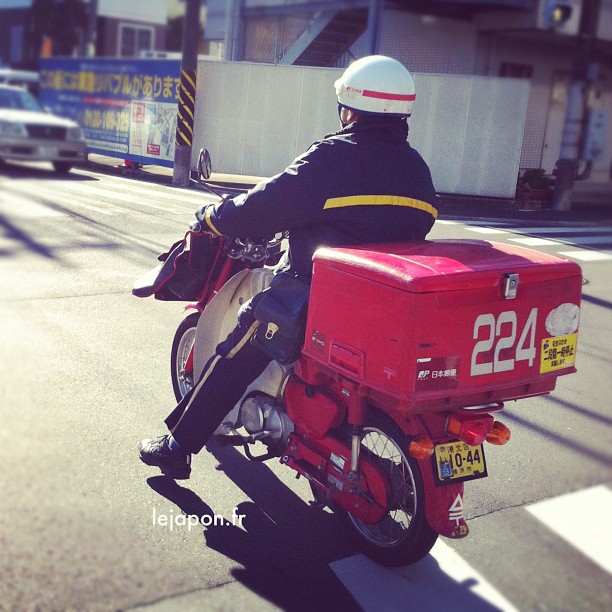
[302,240,582,413]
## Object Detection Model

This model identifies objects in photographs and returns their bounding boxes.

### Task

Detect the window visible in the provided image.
[119,24,154,57]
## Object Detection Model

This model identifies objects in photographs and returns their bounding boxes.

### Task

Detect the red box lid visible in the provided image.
[312,240,582,293]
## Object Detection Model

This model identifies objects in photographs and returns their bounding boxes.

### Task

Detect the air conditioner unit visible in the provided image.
[476,0,583,36]
[537,0,582,35]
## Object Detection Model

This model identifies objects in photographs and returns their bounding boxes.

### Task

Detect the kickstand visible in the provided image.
[309,486,332,510]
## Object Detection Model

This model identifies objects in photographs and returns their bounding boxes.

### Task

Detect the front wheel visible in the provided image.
[339,411,438,566]
[53,161,73,173]
[171,311,201,402]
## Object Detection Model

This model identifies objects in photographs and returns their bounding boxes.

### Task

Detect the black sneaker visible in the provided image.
[138,435,191,480]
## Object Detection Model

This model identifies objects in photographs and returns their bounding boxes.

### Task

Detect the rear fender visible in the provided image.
[419,458,468,538]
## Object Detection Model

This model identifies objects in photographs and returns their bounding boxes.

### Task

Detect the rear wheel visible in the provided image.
[339,411,438,566]
[171,312,201,402]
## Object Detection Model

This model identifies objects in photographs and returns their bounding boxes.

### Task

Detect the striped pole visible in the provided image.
[176,69,196,148]
[173,0,200,187]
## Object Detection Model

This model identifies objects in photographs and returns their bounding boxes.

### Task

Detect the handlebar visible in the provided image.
[190,220,287,264]
[189,148,287,264]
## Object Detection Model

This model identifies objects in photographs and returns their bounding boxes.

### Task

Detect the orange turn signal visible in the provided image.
[486,421,511,445]
[409,435,435,460]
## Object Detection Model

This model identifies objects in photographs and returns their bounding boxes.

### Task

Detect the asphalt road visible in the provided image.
[1,160,610,611]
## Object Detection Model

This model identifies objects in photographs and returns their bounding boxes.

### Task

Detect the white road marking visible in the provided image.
[557,250,612,262]
[4,183,115,215]
[331,541,518,611]
[0,192,65,218]
[435,220,458,225]
[465,227,509,234]
[509,237,562,246]
[526,485,612,575]
[558,235,612,246]
[109,180,206,206]
[59,182,190,215]
[77,168,216,205]
[509,226,612,235]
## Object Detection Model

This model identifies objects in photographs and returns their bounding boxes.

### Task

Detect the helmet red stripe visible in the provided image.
[362,89,416,102]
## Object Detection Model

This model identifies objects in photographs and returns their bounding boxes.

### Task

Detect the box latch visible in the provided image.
[502,273,519,299]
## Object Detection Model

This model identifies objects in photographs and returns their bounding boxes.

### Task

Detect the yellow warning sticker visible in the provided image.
[540,334,577,373]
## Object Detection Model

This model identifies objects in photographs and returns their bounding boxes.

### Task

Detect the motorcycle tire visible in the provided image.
[170,311,201,402]
[338,410,438,567]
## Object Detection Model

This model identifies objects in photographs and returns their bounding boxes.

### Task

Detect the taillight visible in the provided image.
[486,421,511,445]
[409,434,435,459]
[446,413,494,446]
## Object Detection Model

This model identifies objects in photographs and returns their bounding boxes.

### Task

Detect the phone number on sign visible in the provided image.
[81,109,130,132]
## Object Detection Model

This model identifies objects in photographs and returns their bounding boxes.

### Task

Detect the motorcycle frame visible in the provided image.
[172,241,480,539]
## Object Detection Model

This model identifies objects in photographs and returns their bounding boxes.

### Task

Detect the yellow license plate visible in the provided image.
[540,333,577,373]
[434,442,487,483]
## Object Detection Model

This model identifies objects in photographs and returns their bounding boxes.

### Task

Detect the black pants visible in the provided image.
[165,293,272,453]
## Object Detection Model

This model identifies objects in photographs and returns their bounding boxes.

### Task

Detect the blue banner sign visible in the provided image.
[39,58,181,167]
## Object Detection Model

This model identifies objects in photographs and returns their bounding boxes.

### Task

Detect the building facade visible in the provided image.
[0,0,168,69]
[205,0,612,185]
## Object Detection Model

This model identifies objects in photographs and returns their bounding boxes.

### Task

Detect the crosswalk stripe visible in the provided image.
[465,227,509,234]
[459,223,612,262]
[331,542,518,611]
[4,183,116,215]
[509,237,561,246]
[76,168,216,206]
[557,250,612,261]
[58,182,191,215]
[5,180,197,219]
[507,226,612,235]
[558,235,612,246]
[0,191,65,218]
[3,183,187,226]
[526,485,612,575]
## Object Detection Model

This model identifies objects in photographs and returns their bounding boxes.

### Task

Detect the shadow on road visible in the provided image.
[0,160,98,182]
[146,439,511,611]
[146,440,360,611]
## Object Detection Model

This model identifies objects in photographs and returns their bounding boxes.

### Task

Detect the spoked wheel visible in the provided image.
[170,312,201,402]
[340,411,438,567]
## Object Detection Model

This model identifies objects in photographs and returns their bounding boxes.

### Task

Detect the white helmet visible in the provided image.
[334,55,415,116]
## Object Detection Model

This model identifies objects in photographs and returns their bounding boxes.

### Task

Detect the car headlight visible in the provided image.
[0,120,27,137]
[66,126,84,140]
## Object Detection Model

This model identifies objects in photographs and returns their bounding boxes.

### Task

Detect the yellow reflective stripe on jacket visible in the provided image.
[323,195,438,219]
[205,209,223,236]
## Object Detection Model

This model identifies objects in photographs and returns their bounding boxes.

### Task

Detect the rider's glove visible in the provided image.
[194,202,215,225]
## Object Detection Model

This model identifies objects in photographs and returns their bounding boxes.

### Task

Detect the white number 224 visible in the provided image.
[470,308,538,376]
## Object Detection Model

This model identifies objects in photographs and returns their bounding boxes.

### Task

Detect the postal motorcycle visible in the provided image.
[133,149,582,567]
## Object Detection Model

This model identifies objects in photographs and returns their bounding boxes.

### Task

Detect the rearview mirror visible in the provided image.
[197,148,212,181]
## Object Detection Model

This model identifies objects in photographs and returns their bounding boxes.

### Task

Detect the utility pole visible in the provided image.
[552,0,601,211]
[83,0,98,57]
[366,0,383,55]
[173,0,200,187]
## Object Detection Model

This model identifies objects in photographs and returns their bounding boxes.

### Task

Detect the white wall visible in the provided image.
[411,74,529,197]
[192,60,529,198]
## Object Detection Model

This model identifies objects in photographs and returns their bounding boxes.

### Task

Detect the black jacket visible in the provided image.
[202,117,438,278]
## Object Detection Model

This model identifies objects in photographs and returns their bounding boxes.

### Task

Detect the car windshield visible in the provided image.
[0,88,43,112]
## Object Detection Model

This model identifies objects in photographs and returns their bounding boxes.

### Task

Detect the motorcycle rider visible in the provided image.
[139,55,439,479]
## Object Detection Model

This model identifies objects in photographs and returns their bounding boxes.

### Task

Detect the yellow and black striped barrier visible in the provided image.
[176,68,196,147]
